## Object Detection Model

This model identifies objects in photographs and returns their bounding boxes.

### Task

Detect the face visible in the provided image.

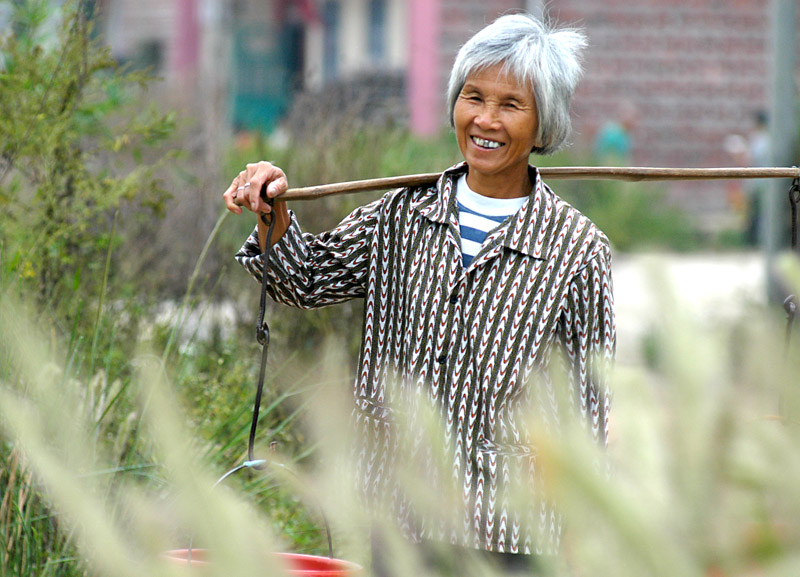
[453,64,539,198]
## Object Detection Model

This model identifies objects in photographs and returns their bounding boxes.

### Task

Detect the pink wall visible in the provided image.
[172,0,199,74]
[408,0,442,137]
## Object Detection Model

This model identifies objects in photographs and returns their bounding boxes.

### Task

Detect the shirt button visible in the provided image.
[436,354,447,364]
[449,293,459,305]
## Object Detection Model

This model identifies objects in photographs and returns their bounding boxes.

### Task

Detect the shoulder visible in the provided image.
[377,176,443,220]
[543,181,612,262]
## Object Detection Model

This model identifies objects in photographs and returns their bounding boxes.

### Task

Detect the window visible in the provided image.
[368,0,386,64]
[323,0,340,81]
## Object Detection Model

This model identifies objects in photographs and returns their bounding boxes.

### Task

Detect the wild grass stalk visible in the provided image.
[2,256,800,576]
[88,211,118,381]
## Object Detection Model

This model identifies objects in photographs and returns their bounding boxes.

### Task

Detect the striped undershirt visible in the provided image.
[456,174,528,267]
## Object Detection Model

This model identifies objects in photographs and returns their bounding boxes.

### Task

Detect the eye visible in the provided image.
[460,91,482,102]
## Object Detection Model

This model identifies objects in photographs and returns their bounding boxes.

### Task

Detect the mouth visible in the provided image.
[471,136,505,150]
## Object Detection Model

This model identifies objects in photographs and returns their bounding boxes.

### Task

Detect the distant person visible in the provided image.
[723,133,749,227]
[745,110,771,245]
[593,102,639,165]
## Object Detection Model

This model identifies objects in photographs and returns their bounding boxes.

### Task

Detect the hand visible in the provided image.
[223,161,288,218]
[224,161,291,249]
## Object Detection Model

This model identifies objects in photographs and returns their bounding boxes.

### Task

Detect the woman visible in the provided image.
[225,12,614,574]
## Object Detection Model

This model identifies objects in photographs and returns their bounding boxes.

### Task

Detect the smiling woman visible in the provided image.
[225,11,613,577]
[453,65,540,199]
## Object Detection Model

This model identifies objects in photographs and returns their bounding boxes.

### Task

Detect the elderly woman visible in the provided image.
[225,12,614,575]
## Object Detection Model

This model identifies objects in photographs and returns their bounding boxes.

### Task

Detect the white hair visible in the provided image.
[446,12,587,155]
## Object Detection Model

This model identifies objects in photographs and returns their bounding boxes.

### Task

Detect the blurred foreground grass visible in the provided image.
[2,257,800,576]
[5,3,800,574]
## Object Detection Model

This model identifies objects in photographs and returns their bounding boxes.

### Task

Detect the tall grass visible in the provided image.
[2,253,800,576]
[1,46,794,573]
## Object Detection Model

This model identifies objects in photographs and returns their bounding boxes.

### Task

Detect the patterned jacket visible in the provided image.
[236,162,615,555]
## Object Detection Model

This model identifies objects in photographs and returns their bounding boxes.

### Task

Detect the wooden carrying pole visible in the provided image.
[281,166,800,201]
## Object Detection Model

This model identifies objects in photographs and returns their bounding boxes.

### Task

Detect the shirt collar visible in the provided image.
[414,161,467,224]
[416,162,556,260]
[499,165,556,260]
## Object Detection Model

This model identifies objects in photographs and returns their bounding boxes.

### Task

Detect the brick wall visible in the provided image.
[560,0,775,216]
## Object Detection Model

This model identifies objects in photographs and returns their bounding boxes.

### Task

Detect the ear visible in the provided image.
[530,131,544,153]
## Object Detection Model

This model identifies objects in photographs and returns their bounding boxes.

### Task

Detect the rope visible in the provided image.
[790,176,800,251]
[280,166,800,201]
[187,199,334,565]
[784,176,800,354]
[248,206,277,464]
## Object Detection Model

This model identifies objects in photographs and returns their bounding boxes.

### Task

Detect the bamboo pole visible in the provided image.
[281,166,800,201]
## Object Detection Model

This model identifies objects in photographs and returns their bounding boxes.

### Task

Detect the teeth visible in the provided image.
[473,137,503,149]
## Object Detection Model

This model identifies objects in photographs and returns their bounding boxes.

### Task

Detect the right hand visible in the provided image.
[223,161,291,248]
[223,161,288,217]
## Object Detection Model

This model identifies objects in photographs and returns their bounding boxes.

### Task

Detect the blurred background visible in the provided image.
[2,1,800,576]
[87,0,797,225]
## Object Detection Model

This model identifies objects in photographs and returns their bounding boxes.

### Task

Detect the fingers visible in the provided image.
[246,162,288,214]
[224,162,288,216]
[223,180,243,215]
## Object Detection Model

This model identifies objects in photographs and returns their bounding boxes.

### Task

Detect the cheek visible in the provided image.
[453,102,468,130]
[453,104,470,147]
[511,114,539,150]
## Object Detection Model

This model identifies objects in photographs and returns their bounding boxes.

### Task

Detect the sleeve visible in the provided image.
[560,236,616,447]
[234,195,384,310]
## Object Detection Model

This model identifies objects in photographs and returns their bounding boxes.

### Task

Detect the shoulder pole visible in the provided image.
[280,167,800,201]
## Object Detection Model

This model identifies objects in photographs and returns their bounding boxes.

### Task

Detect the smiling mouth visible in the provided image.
[471,136,504,150]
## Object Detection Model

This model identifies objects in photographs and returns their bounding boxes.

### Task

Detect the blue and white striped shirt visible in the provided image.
[456,174,527,266]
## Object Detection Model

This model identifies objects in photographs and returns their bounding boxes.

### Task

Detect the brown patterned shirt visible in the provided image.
[236,162,615,555]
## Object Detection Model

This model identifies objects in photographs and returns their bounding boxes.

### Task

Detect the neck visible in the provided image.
[465,166,532,199]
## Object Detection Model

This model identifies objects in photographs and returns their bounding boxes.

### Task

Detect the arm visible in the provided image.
[234,192,384,310]
[561,240,616,446]
[224,160,382,309]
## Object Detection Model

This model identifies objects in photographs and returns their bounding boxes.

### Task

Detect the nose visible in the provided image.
[474,103,500,129]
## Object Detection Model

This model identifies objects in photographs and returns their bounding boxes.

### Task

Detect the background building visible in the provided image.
[94,0,797,225]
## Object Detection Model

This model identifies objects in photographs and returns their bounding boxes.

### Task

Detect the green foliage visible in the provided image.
[0,0,176,321]
[561,179,698,252]
[0,444,74,576]
[531,152,699,252]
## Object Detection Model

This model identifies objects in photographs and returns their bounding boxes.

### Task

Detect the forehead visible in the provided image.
[463,64,532,99]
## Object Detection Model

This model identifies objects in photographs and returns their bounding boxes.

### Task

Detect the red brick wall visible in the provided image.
[562,0,770,166]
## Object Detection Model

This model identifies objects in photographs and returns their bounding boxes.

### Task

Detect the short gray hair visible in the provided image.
[446,13,587,155]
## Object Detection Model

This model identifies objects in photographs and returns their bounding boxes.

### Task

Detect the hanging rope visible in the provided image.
[186,199,334,566]
[247,199,335,559]
[249,206,277,465]
[784,176,800,353]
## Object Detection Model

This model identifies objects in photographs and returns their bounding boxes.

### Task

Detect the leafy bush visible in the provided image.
[0,0,177,323]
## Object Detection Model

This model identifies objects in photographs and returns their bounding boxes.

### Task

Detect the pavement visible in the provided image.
[612,251,768,365]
